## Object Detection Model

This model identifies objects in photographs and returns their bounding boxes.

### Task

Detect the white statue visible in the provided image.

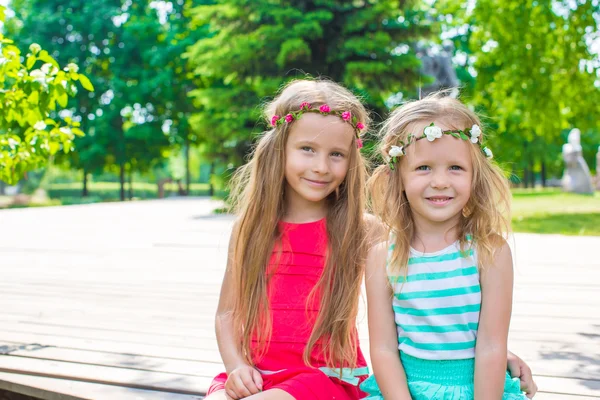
[561,129,594,194]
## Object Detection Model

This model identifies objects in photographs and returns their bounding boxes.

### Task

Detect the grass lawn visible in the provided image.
[512,188,600,236]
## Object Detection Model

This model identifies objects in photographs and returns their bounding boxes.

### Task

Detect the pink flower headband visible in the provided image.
[270,102,366,149]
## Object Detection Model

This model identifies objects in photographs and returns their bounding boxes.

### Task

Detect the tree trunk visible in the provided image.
[128,166,133,200]
[529,159,535,188]
[541,160,547,187]
[209,161,215,197]
[119,163,125,201]
[185,138,191,196]
[82,169,89,197]
[0,180,5,195]
[523,167,529,188]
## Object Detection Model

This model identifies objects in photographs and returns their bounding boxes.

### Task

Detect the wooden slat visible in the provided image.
[0,353,211,395]
[0,372,203,400]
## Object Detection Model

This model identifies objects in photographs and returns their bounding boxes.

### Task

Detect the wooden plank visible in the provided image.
[1,343,222,377]
[534,375,600,397]
[0,332,223,363]
[0,355,211,395]
[0,371,204,400]
[536,393,600,400]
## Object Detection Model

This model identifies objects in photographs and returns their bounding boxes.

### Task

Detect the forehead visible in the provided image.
[287,113,354,146]
[403,134,472,164]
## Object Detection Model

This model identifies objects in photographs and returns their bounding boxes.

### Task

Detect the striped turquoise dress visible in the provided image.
[360,239,526,399]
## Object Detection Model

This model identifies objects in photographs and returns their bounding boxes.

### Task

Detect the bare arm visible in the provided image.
[365,242,412,400]
[215,225,262,398]
[215,227,247,373]
[474,241,514,399]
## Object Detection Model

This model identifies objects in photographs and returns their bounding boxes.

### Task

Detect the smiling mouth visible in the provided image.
[304,178,330,185]
[426,196,453,203]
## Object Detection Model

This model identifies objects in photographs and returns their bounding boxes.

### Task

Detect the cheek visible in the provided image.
[332,159,350,180]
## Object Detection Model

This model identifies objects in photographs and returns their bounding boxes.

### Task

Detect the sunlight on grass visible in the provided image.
[512,189,600,236]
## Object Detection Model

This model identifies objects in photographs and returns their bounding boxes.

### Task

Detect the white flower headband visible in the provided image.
[387,123,493,170]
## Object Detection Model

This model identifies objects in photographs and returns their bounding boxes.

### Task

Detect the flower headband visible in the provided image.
[271,102,365,149]
[387,123,493,170]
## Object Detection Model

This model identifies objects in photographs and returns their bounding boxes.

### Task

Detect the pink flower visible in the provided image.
[356,122,365,130]
[300,102,312,110]
[341,111,352,121]
[285,114,294,123]
[271,115,280,126]
[356,138,363,149]
[319,104,330,113]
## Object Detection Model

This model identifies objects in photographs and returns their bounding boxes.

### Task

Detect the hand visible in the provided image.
[507,351,538,398]
[225,364,263,399]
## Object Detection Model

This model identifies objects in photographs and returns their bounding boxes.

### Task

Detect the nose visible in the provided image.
[312,154,329,175]
[430,169,450,189]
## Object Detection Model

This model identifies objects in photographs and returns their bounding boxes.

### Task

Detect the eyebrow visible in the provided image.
[294,140,349,153]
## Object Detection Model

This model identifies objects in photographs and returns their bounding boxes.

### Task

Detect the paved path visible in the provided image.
[0,198,598,399]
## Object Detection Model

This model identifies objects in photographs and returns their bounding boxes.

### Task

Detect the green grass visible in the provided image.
[46,182,212,202]
[512,189,600,236]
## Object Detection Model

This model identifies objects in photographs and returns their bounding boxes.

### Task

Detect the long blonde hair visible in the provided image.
[369,93,511,274]
[229,79,370,369]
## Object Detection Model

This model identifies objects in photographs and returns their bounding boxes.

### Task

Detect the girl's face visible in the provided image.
[400,120,473,229]
[284,113,354,209]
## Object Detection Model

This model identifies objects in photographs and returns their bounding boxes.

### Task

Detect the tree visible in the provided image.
[437,0,600,185]
[186,0,431,176]
[0,6,93,185]
[8,0,192,199]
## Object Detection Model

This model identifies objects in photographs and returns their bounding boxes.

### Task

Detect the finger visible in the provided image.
[527,381,538,399]
[507,361,520,378]
[252,369,264,391]
[240,369,260,395]
[233,375,253,398]
[225,387,239,400]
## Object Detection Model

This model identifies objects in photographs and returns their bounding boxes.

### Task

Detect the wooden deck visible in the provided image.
[0,198,598,399]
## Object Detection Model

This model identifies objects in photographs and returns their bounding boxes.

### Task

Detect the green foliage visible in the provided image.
[7,0,198,197]
[0,6,92,184]
[438,0,600,179]
[186,0,430,167]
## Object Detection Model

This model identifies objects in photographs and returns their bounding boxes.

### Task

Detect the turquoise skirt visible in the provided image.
[360,352,527,399]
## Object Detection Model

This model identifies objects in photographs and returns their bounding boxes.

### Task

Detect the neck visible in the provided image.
[283,187,329,223]
[411,213,460,253]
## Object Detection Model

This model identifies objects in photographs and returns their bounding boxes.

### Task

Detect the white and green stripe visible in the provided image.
[387,238,481,361]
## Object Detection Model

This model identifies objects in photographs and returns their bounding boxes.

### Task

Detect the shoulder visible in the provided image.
[479,235,513,280]
[364,213,387,248]
[365,240,389,276]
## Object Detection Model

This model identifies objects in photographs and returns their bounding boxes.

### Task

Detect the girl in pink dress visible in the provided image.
[205,79,372,400]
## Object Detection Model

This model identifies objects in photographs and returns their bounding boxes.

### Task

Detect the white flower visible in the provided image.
[66,63,79,73]
[8,138,19,149]
[424,125,443,142]
[33,121,47,131]
[483,146,493,159]
[29,43,42,55]
[389,145,404,157]
[470,124,481,143]
[30,69,46,79]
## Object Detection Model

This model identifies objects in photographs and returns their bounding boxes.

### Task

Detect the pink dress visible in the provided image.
[207,218,369,399]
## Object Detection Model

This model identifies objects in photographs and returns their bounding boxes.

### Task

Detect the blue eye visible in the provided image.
[331,152,345,158]
[416,165,430,171]
[450,165,463,171]
[301,146,314,152]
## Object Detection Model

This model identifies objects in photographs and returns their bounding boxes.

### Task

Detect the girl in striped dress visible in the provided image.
[360,94,528,399]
